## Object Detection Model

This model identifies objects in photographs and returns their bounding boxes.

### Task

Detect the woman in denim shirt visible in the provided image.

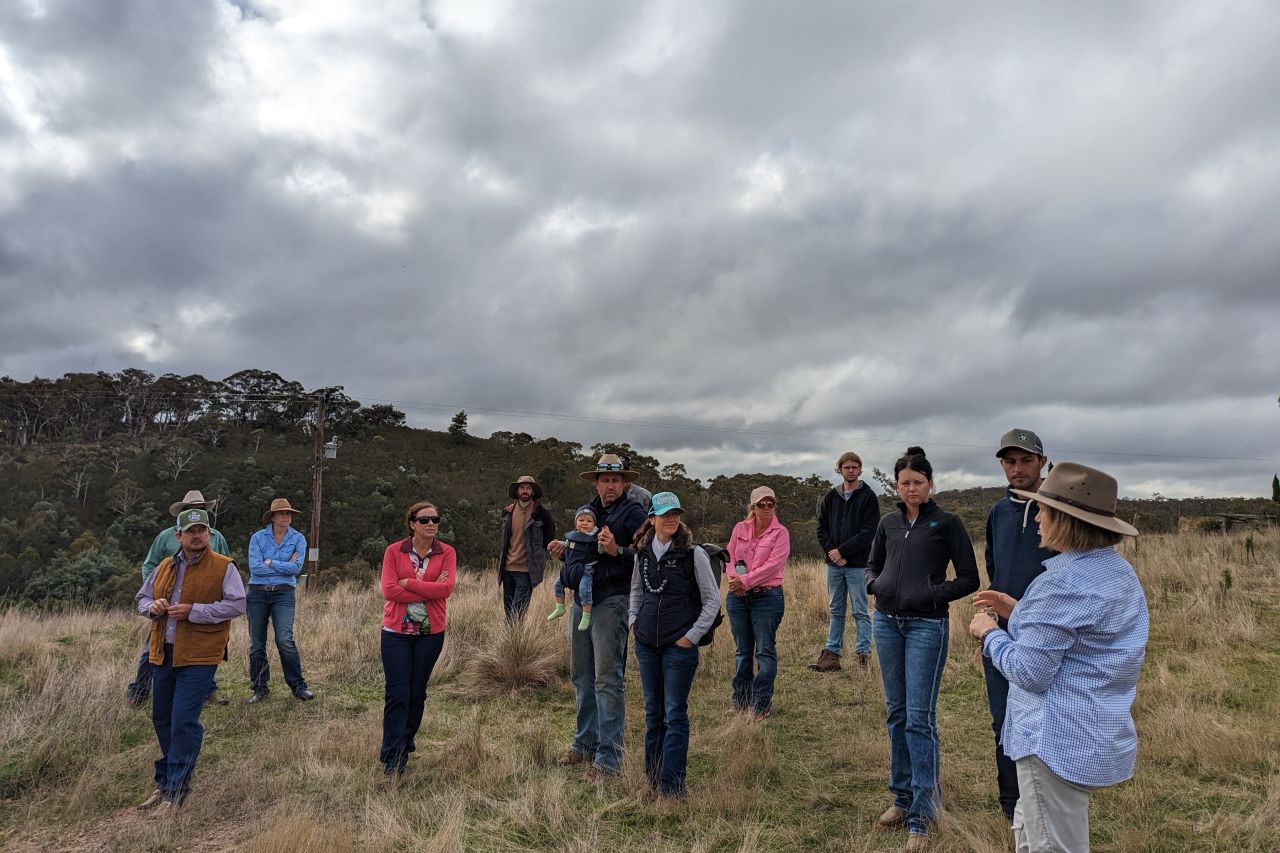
[865,447,980,850]
[970,462,1147,853]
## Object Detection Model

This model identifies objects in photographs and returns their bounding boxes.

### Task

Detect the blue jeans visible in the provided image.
[247,586,307,693]
[825,564,872,656]
[725,586,784,713]
[874,612,949,834]
[982,655,1020,820]
[568,594,628,772]
[380,630,445,772]
[634,641,700,795]
[151,646,216,803]
[128,642,219,702]
[502,571,533,621]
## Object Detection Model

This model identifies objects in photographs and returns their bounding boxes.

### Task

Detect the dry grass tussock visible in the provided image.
[1,528,1278,851]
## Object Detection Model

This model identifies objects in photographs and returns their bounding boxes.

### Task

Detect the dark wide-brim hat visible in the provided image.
[1012,461,1138,537]
[262,498,303,524]
[508,475,544,500]
[579,453,639,482]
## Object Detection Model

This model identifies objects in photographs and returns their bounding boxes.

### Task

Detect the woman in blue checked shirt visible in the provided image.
[970,462,1148,853]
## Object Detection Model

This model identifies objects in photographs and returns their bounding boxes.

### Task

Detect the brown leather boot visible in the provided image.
[876,804,908,830]
[807,649,842,672]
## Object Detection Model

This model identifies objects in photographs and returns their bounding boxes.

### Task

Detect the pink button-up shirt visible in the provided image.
[727,515,790,590]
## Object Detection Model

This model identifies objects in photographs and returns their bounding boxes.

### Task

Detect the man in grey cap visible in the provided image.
[126,490,233,707]
[982,429,1056,823]
[497,475,556,621]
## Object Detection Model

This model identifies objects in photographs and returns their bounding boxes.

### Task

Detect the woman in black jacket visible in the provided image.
[627,491,720,798]
[865,447,980,850]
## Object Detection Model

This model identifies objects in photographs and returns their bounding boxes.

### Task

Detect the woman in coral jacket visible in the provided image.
[379,500,457,778]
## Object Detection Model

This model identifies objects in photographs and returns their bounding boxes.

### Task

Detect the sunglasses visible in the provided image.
[413,515,441,525]
[595,462,624,471]
[755,500,777,509]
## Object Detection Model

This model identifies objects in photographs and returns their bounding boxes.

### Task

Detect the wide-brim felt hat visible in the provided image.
[1012,461,1138,537]
[579,453,639,482]
[262,498,303,524]
[508,475,544,500]
[169,489,216,517]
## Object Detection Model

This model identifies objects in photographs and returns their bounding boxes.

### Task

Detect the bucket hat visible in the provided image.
[262,498,303,524]
[508,475,544,501]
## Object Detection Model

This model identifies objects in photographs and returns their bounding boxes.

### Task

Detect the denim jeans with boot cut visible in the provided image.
[129,643,220,703]
[247,586,307,694]
[379,630,445,773]
[874,612,949,836]
[824,564,872,657]
[151,646,217,804]
[568,595,628,773]
[634,641,699,796]
[726,586,785,714]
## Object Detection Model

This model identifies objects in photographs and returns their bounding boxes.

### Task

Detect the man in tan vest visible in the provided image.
[134,508,246,814]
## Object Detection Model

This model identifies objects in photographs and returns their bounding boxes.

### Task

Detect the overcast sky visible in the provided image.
[2,0,1276,498]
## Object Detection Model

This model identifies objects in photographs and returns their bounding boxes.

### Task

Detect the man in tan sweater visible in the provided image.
[498,475,556,620]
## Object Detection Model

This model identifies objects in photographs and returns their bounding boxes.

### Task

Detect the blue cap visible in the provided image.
[575,505,598,520]
[649,492,683,516]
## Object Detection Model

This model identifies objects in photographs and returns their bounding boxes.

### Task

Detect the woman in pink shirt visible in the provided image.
[725,486,790,719]
[379,500,457,778]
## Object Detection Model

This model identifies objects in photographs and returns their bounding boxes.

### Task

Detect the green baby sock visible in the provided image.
[548,603,566,621]
[577,611,592,631]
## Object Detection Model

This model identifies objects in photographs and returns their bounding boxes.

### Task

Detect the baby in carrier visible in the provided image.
[549,505,599,631]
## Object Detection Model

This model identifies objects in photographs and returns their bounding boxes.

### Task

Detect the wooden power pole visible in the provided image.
[305,390,327,591]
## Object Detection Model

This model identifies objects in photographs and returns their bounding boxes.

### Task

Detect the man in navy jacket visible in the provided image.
[983,429,1056,822]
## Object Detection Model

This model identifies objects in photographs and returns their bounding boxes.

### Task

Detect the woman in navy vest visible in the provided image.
[628,492,720,798]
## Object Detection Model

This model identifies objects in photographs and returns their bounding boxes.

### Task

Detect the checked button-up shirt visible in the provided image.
[983,546,1149,788]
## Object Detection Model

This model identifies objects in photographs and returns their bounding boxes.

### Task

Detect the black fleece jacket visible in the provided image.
[815,482,881,566]
[865,500,980,619]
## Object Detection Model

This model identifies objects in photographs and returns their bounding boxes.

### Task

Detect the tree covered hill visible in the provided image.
[1,370,1272,608]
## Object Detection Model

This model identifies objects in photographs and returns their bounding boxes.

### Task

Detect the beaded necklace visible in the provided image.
[638,553,669,594]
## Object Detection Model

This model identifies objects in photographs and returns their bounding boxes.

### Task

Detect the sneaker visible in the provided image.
[808,649,842,672]
[136,789,164,810]
[556,749,592,767]
[877,804,908,830]
[205,690,229,706]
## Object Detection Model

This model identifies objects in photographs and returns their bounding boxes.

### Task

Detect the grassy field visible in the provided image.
[1,528,1277,852]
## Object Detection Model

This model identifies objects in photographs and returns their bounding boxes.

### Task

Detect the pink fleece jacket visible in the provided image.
[727,516,790,590]
[381,538,457,633]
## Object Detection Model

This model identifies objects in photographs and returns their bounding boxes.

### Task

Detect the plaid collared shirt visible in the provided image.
[983,547,1149,787]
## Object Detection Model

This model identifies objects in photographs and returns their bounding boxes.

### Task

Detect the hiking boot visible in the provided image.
[136,789,164,810]
[877,804,908,830]
[585,764,619,781]
[557,749,592,767]
[808,649,842,672]
[905,831,931,851]
[857,653,871,670]
[149,799,182,819]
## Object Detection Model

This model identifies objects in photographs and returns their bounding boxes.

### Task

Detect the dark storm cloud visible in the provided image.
[1,0,1276,497]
